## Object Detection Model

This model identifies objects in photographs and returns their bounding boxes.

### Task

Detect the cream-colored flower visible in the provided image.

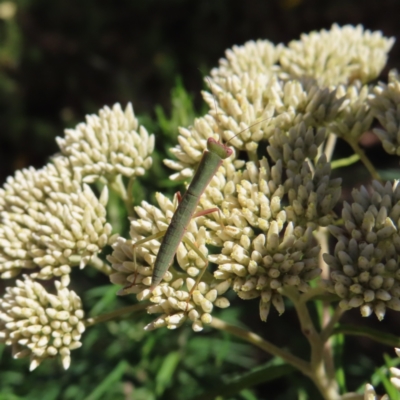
[0,156,114,283]
[280,24,394,86]
[57,103,154,183]
[328,81,373,140]
[0,276,85,370]
[166,76,344,182]
[110,25,399,330]
[210,39,283,80]
[205,158,322,321]
[324,180,400,320]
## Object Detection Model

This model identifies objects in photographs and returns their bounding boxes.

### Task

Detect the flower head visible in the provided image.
[210,39,283,80]
[166,75,344,182]
[0,276,85,370]
[328,81,374,140]
[280,24,394,86]
[108,25,397,331]
[57,103,155,183]
[370,70,400,155]
[0,156,113,283]
[323,180,400,320]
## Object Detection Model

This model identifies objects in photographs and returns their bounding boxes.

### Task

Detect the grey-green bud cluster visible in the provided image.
[324,180,400,320]
[370,70,400,155]
[329,82,374,140]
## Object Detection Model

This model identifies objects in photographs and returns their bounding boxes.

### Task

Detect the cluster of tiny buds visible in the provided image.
[0,277,85,370]
[142,278,231,332]
[0,158,114,282]
[323,180,400,320]
[109,235,231,332]
[56,103,155,182]
[370,70,400,156]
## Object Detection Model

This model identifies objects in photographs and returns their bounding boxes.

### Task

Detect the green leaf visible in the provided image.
[155,351,181,396]
[332,324,400,347]
[382,353,400,400]
[155,76,196,139]
[86,285,121,317]
[192,361,295,400]
[331,154,360,169]
[332,332,346,394]
[85,360,129,400]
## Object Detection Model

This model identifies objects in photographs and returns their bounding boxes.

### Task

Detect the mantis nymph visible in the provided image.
[133,136,233,295]
[132,82,268,305]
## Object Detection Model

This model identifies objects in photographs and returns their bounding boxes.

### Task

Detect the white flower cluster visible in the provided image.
[211,39,283,79]
[167,74,345,182]
[0,276,85,370]
[0,156,113,284]
[57,103,155,183]
[280,24,394,86]
[109,24,396,330]
[0,99,157,369]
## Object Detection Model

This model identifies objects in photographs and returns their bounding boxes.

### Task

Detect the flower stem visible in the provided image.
[209,317,310,372]
[281,287,340,399]
[320,306,345,343]
[109,174,135,216]
[85,303,148,327]
[347,139,381,181]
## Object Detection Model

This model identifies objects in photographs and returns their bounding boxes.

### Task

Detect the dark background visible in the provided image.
[2,0,399,181]
[1,1,400,399]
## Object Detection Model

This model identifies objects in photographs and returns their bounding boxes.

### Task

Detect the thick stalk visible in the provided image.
[85,303,148,326]
[209,317,310,373]
[347,139,381,181]
[282,287,340,399]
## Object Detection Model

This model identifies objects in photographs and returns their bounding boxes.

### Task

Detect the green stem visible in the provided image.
[314,226,336,381]
[330,154,360,170]
[126,177,135,216]
[281,287,339,399]
[320,306,345,343]
[209,317,310,373]
[109,174,135,216]
[347,139,381,181]
[85,303,148,327]
[300,286,331,303]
